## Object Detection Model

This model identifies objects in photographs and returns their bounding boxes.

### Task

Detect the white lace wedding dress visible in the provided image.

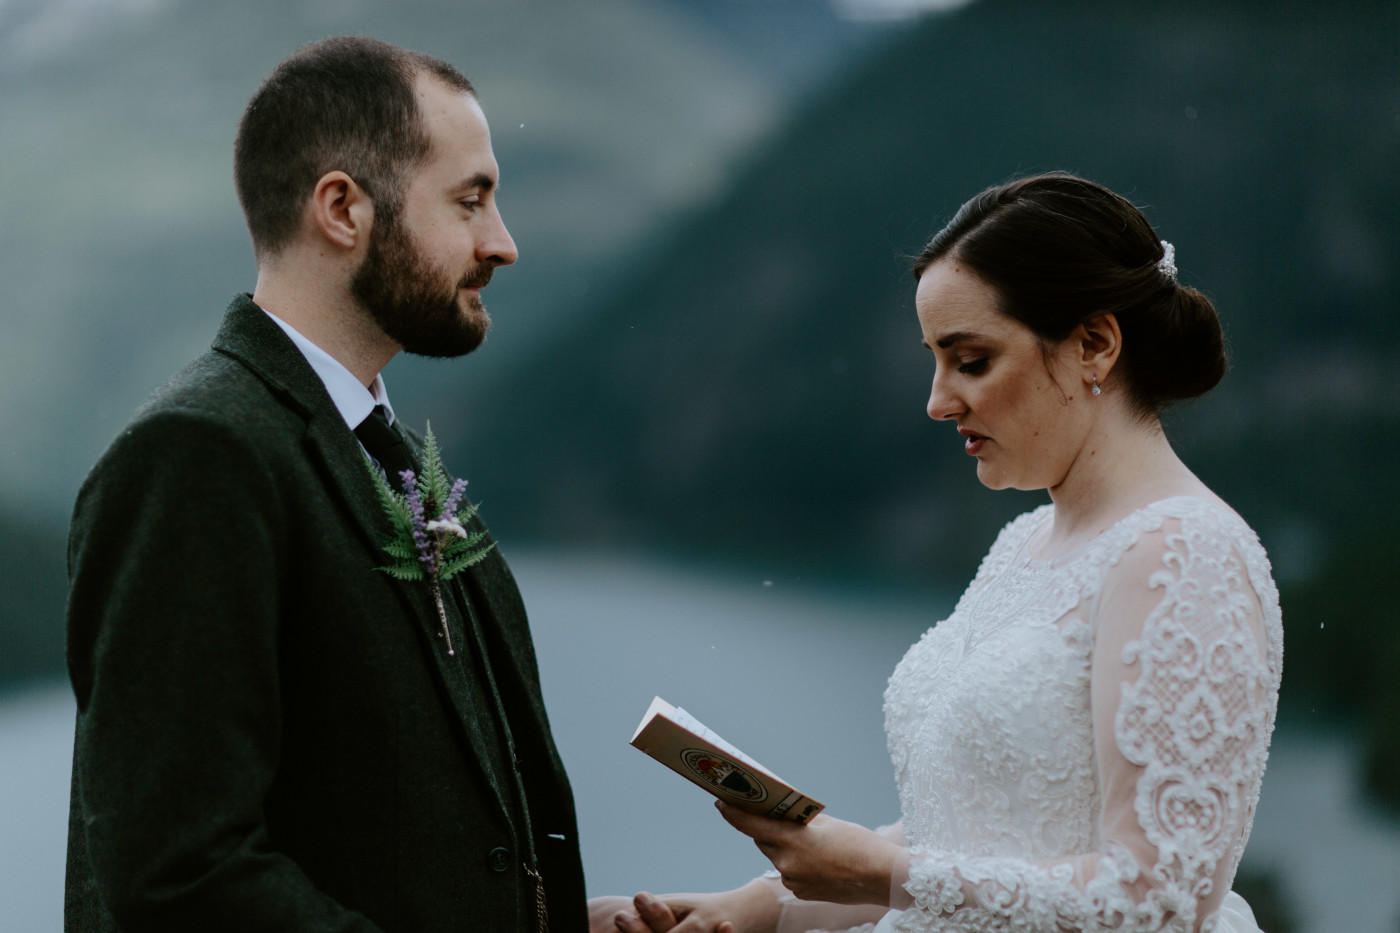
[777,497,1283,933]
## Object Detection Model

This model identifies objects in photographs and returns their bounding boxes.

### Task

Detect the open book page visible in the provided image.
[670,705,770,774]
[630,696,825,823]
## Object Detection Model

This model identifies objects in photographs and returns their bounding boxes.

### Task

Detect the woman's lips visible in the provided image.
[958,428,987,456]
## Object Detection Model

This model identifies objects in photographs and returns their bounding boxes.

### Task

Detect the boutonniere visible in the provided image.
[367,424,494,655]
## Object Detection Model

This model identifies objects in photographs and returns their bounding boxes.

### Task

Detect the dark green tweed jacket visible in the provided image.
[64,296,586,932]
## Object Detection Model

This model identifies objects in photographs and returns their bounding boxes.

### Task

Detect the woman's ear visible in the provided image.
[308,170,373,250]
[1077,313,1123,388]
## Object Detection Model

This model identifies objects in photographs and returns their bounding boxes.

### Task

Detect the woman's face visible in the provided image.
[915,259,1093,491]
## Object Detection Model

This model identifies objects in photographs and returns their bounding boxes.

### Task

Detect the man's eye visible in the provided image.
[958,358,988,375]
[459,198,481,212]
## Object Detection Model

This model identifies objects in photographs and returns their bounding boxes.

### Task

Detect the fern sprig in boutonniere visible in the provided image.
[367,424,494,656]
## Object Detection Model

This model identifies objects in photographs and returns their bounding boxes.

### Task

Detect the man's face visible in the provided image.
[351,77,517,358]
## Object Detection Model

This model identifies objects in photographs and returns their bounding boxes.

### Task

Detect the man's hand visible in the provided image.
[716,803,900,905]
[588,896,640,933]
[589,892,694,933]
[591,880,781,933]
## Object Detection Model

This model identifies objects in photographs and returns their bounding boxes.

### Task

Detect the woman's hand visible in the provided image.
[716,803,901,905]
[596,879,782,933]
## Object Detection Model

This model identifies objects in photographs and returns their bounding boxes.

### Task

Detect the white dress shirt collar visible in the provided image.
[260,307,396,431]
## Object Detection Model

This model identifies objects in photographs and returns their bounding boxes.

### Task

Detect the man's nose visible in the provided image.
[479,207,518,267]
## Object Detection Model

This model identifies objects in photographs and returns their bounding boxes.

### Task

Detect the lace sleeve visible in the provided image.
[894,511,1278,933]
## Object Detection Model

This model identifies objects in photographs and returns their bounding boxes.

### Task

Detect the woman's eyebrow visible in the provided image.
[935,331,983,349]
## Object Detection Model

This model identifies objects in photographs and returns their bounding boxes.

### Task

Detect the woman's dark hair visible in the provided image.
[234,37,476,259]
[912,172,1226,415]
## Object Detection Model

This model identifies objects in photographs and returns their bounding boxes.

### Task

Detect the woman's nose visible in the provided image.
[926,375,961,421]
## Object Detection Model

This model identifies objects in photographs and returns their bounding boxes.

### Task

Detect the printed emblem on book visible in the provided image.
[681,749,768,803]
[631,696,825,822]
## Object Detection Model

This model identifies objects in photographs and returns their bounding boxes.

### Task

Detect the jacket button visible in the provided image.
[488,847,511,872]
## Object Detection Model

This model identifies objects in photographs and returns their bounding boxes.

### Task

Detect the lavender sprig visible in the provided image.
[366,424,495,656]
[400,470,436,573]
[441,477,469,521]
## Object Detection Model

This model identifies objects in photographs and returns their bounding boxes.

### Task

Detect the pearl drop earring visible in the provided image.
[1091,376,1101,396]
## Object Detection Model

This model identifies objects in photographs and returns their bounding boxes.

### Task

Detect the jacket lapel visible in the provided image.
[210,295,515,823]
[456,563,558,746]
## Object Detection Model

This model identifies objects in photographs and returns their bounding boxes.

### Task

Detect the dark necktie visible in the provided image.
[354,406,417,492]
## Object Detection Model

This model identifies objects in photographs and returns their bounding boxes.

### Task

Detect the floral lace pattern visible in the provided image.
[882,498,1282,933]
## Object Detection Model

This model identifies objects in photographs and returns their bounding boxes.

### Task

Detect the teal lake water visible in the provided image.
[4,551,1397,931]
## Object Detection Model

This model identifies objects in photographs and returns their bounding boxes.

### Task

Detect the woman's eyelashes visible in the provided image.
[957,357,989,376]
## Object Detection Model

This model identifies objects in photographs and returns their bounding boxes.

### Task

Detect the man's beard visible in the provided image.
[350,213,492,358]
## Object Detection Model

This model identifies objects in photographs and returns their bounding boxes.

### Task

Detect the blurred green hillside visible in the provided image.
[0,0,865,515]
[0,0,872,685]
[458,0,1399,576]
[2,0,1397,806]
[447,0,1400,800]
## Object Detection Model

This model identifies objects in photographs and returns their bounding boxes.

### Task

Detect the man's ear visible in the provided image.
[1077,312,1123,386]
[308,171,373,250]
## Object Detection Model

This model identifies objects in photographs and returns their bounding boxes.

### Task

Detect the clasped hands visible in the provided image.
[589,803,901,933]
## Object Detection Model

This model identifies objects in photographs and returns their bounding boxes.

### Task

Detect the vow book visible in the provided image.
[630,696,825,823]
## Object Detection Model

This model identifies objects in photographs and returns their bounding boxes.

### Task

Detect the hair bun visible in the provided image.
[1119,283,1227,407]
[914,173,1230,416]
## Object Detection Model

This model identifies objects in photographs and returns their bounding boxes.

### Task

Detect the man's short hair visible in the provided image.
[234,36,475,259]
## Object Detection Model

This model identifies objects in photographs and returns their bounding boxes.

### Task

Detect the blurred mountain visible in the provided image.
[452,0,1399,582]
[0,0,884,515]
[4,0,1397,775]
[0,0,890,686]
[0,505,67,689]
[443,0,1400,799]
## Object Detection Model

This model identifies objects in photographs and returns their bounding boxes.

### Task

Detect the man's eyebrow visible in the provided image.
[934,331,982,349]
[452,173,496,194]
